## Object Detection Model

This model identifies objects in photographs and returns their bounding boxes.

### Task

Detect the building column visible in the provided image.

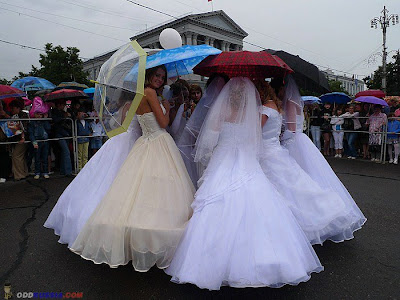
[192,33,198,45]
[225,42,231,52]
[205,37,210,45]
[221,41,227,51]
[180,34,186,45]
[209,38,215,47]
[186,32,192,45]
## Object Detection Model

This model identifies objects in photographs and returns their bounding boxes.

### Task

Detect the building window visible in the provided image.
[213,40,222,50]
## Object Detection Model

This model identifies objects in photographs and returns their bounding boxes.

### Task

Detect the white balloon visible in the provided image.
[159,28,182,49]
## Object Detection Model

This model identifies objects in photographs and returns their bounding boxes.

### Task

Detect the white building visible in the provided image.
[83,10,248,82]
[322,69,365,96]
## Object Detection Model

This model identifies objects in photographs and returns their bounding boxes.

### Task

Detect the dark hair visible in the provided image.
[170,82,188,97]
[144,65,168,88]
[270,77,284,96]
[206,73,229,87]
[373,104,382,110]
[9,99,23,109]
[334,105,344,115]
[189,84,202,97]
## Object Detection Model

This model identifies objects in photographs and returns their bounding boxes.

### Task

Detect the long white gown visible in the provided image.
[166,78,323,290]
[44,116,141,247]
[282,114,366,242]
[260,106,362,244]
[70,104,195,271]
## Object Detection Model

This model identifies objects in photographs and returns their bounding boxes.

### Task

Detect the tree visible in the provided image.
[328,79,348,94]
[13,43,90,85]
[363,51,400,95]
[0,78,12,85]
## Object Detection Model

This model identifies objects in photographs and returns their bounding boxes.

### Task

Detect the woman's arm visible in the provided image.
[146,88,170,128]
[261,114,268,127]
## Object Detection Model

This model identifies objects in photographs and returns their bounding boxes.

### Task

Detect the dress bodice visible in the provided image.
[136,104,167,139]
[261,106,282,145]
[296,114,304,133]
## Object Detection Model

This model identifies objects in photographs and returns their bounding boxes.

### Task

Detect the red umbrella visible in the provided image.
[43,89,88,102]
[193,51,294,78]
[0,85,27,100]
[355,89,385,99]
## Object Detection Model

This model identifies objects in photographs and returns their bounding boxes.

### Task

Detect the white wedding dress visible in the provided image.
[70,104,195,271]
[44,116,141,247]
[282,114,366,242]
[260,106,361,244]
[165,78,323,290]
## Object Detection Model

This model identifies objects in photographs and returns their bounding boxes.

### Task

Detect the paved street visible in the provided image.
[1,158,399,299]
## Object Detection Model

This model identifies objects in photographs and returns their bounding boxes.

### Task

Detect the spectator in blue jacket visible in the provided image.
[76,109,92,171]
[387,112,400,164]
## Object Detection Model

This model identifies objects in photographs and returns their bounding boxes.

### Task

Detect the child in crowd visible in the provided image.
[28,97,51,179]
[330,106,344,158]
[76,109,92,171]
[90,111,105,156]
[386,112,400,164]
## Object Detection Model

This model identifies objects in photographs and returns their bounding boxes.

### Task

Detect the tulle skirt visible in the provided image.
[284,133,366,242]
[70,131,195,271]
[260,141,360,245]
[166,146,323,290]
[44,129,140,247]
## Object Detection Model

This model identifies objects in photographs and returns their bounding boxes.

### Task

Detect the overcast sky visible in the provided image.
[1,0,399,81]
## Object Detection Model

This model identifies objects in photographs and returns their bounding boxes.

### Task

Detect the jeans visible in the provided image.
[34,141,49,175]
[310,126,321,150]
[58,139,72,175]
[333,131,344,149]
[346,132,358,157]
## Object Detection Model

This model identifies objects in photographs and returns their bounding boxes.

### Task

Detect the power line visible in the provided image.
[0,1,140,30]
[58,0,154,23]
[0,6,127,42]
[0,39,45,52]
[126,0,178,19]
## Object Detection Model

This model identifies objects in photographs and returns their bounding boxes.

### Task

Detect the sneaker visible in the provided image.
[0,178,6,183]
[34,175,40,180]
[348,156,353,159]
[350,156,356,160]
[43,174,50,179]
[371,158,376,162]
[389,159,394,164]
[375,159,381,163]
[334,154,339,158]
[338,154,342,158]
[394,159,398,165]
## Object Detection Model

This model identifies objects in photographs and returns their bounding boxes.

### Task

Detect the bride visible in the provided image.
[255,80,362,245]
[70,65,195,271]
[165,77,323,290]
[278,76,366,242]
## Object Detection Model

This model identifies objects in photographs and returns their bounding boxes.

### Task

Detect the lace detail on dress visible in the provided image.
[137,103,167,139]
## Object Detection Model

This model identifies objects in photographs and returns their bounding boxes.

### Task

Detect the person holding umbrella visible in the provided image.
[70,65,195,272]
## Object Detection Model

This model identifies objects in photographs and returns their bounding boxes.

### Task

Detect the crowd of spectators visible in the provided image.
[304,99,400,164]
[0,97,105,183]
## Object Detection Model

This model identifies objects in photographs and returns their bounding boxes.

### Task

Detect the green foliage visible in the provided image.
[12,43,89,86]
[0,78,12,85]
[363,51,400,96]
[328,80,348,94]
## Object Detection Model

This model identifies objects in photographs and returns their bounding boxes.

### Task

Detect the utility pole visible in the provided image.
[371,6,399,92]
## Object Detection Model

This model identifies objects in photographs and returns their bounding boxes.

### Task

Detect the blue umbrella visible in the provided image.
[126,44,222,81]
[83,87,95,99]
[11,76,56,92]
[302,96,321,104]
[320,92,351,104]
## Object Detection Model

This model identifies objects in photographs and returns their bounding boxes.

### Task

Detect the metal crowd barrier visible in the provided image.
[0,117,107,174]
[305,115,397,164]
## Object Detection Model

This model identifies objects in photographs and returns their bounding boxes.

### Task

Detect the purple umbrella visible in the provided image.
[355,96,388,107]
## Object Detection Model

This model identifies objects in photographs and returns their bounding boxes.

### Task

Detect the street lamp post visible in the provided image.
[371,6,399,92]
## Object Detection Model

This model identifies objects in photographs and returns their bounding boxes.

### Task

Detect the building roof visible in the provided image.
[130,10,248,40]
